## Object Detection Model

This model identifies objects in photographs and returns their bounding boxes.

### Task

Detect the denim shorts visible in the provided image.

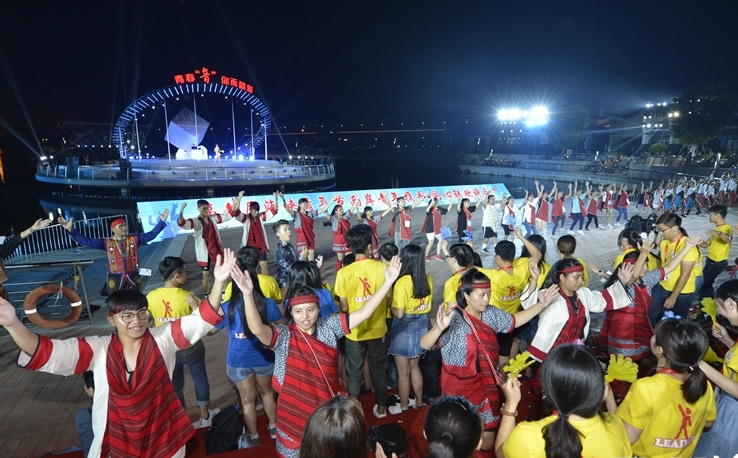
[226,363,274,382]
[389,313,429,358]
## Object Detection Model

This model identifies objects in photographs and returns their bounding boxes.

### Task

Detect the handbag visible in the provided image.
[369,423,409,456]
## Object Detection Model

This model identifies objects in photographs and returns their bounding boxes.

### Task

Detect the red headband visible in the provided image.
[622,258,637,265]
[110,218,126,229]
[559,265,584,274]
[288,294,319,308]
[460,280,491,290]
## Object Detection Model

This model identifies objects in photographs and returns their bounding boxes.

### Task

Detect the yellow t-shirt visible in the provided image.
[536,261,551,289]
[613,247,660,271]
[224,273,283,303]
[707,223,733,262]
[479,258,531,314]
[443,270,466,310]
[503,413,632,458]
[392,275,433,315]
[334,258,387,341]
[723,340,738,382]
[659,236,699,294]
[576,257,590,287]
[616,374,717,458]
[146,287,195,326]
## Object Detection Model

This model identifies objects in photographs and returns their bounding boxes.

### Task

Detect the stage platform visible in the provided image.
[35,158,335,197]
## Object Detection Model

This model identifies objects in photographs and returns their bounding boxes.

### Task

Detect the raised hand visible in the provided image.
[229,264,254,296]
[638,239,655,253]
[538,284,559,308]
[384,255,402,283]
[213,248,235,283]
[0,296,17,327]
[435,307,453,331]
[180,202,187,212]
[501,375,522,406]
[32,218,52,231]
[528,258,539,279]
[57,216,73,232]
[618,262,635,284]
[158,208,170,221]
[686,236,704,247]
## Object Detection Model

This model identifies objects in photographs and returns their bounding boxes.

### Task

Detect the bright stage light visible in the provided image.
[497,108,524,121]
[525,106,549,127]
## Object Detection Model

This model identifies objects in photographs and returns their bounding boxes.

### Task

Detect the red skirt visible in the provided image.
[598,306,652,360]
[296,230,315,251]
[332,233,349,253]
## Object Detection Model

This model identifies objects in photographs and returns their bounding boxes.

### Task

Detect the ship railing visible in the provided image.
[5,214,128,265]
[36,162,335,182]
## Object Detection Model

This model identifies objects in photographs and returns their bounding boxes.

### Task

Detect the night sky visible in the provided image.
[1,0,737,155]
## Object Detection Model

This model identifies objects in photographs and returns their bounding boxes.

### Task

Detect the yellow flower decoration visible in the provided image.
[701,297,718,324]
[604,354,638,384]
[503,351,535,378]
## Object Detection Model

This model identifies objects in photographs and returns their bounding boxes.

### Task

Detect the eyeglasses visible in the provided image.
[177,267,189,275]
[445,255,454,259]
[115,309,150,323]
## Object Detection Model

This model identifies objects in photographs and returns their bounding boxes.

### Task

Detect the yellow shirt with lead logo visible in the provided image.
[659,236,699,294]
[442,270,466,310]
[478,258,531,314]
[616,374,716,458]
[392,275,433,315]
[146,287,195,327]
[334,258,387,341]
[707,223,733,262]
[223,274,283,304]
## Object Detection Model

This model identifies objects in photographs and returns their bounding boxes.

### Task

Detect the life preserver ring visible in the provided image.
[24,284,83,329]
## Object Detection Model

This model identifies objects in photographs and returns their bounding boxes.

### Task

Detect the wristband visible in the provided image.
[501,404,518,417]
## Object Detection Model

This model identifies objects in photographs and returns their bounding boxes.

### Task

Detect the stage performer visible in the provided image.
[389,195,424,250]
[60,211,169,293]
[597,236,702,362]
[534,180,551,239]
[213,144,222,162]
[230,249,401,458]
[521,258,632,362]
[550,183,568,237]
[420,268,556,457]
[456,196,478,244]
[357,192,394,259]
[481,193,501,251]
[280,192,332,261]
[178,197,239,294]
[233,192,279,275]
[0,250,235,458]
[0,217,51,299]
[325,200,359,271]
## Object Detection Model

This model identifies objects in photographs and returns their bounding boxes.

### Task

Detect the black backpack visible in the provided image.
[205,403,244,455]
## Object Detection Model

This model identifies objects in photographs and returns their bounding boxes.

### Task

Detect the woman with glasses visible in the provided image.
[0,250,236,458]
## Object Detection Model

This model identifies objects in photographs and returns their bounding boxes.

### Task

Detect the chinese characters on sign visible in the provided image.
[173,67,254,94]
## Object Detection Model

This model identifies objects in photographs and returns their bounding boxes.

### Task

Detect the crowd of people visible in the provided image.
[4,176,738,458]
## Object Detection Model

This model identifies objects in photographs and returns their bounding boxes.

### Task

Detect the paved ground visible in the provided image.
[1,201,736,456]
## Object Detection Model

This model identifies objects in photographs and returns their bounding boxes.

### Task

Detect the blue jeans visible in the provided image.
[616,206,628,223]
[649,283,693,325]
[75,406,93,457]
[700,259,727,299]
[569,213,584,230]
[173,339,211,408]
[523,221,536,237]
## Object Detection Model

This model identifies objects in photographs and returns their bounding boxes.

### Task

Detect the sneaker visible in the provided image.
[607,224,613,229]
[267,423,277,440]
[192,408,221,429]
[388,403,403,415]
[577,230,584,235]
[408,396,417,408]
[238,433,261,449]
[481,248,489,253]
[373,404,388,419]
[567,230,575,234]
[433,254,444,262]
[599,226,607,230]
[425,255,430,262]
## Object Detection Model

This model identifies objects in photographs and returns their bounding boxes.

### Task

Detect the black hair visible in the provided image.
[617,228,642,251]
[272,219,290,234]
[461,198,470,206]
[298,197,309,205]
[237,245,261,269]
[196,199,209,208]
[556,235,577,257]
[106,290,148,315]
[228,263,267,339]
[285,261,323,292]
[603,251,639,289]
[708,204,727,218]
[542,258,583,290]
[540,344,606,458]
[301,396,368,458]
[330,204,343,216]
[716,279,738,303]
[653,319,709,404]
[471,252,483,268]
[494,240,516,263]
[521,234,547,269]
[362,206,373,219]
[249,201,260,211]
[398,244,431,299]
[345,224,373,254]
[158,256,186,280]
[343,253,356,267]
[448,243,473,268]
[455,268,490,309]
[82,371,95,391]
[425,396,482,458]
[656,211,681,229]
[378,242,399,263]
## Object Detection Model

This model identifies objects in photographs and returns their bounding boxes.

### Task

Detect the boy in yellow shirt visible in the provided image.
[698,204,733,300]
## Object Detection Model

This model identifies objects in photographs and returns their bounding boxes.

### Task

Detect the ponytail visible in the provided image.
[543,416,583,458]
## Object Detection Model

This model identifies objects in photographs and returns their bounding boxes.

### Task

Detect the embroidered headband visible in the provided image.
[459,280,491,290]
[288,294,319,308]
[110,218,126,229]
[559,265,584,274]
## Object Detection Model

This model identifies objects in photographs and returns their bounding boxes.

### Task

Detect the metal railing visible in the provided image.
[36,162,335,182]
[6,214,128,265]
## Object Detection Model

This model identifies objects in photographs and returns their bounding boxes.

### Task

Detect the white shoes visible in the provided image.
[192,408,221,429]
[577,230,585,235]
[568,230,575,234]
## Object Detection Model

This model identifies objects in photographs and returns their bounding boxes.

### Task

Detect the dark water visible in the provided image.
[0,156,537,235]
